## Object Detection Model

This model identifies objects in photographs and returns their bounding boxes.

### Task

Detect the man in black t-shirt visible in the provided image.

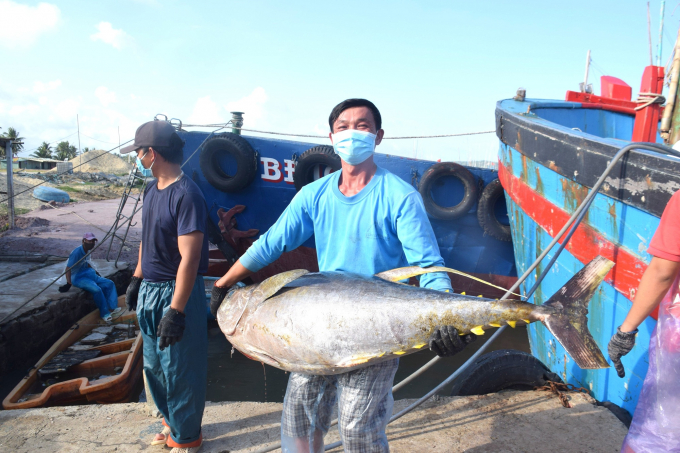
[122,121,208,453]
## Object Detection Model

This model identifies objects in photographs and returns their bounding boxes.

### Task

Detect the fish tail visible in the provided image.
[541,256,614,370]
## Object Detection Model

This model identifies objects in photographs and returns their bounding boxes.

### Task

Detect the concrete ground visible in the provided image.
[0,197,142,264]
[0,390,627,452]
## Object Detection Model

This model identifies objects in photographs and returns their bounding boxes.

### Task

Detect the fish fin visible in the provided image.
[470,326,485,335]
[507,320,516,328]
[523,319,531,324]
[414,343,427,348]
[218,269,310,336]
[542,256,613,370]
[461,292,466,295]
[252,269,310,305]
[489,322,502,327]
[374,266,522,297]
[393,351,406,355]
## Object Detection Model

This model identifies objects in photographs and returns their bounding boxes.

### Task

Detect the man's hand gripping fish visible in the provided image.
[216,256,613,375]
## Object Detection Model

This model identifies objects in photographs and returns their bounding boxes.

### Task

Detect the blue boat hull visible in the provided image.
[178,130,517,291]
[496,97,680,414]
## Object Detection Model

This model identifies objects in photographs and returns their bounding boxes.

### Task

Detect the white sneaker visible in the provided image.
[102,314,113,322]
[112,307,123,314]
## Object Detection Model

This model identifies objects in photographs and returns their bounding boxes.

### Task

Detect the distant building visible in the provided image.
[3,157,61,170]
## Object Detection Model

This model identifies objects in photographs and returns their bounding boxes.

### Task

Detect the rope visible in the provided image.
[0,139,134,205]
[635,92,666,110]
[42,201,109,234]
[181,123,495,140]
[179,124,231,170]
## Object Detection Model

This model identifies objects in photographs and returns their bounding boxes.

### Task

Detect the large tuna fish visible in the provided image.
[216,256,613,375]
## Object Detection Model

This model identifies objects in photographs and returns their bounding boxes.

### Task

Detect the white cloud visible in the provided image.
[0,1,60,49]
[188,96,224,125]
[225,87,268,127]
[90,22,131,50]
[33,79,61,93]
[95,86,116,107]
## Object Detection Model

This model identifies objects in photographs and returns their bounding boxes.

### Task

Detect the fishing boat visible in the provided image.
[3,296,143,409]
[495,61,680,415]
[173,118,517,297]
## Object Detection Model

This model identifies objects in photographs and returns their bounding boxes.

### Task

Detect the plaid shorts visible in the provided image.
[281,359,399,453]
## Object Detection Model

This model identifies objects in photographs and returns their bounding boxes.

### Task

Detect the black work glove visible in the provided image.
[210,284,232,318]
[608,326,637,378]
[157,308,186,351]
[429,325,477,357]
[58,283,71,293]
[125,276,143,311]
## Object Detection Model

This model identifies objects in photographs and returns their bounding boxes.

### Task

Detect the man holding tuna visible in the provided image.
[212,99,474,452]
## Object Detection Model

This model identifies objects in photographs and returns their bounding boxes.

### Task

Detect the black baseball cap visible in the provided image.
[120,120,179,154]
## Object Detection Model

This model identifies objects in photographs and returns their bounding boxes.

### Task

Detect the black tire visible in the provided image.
[477,179,512,241]
[418,162,478,220]
[199,134,257,193]
[293,145,342,191]
[450,349,562,396]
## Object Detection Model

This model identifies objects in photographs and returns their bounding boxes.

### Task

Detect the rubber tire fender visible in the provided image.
[293,145,342,191]
[199,133,257,193]
[477,178,512,242]
[418,162,478,220]
[450,349,561,396]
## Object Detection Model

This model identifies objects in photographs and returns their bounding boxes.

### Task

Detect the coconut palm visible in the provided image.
[31,142,53,159]
[1,127,24,157]
[54,141,78,161]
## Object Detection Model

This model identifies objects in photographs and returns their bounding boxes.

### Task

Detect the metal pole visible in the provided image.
[582,50,591,92]
[658,0,666,66]
[648,2,654,66]
[77,114,81,155]
[230,112,244,135]
[5,140,14,229]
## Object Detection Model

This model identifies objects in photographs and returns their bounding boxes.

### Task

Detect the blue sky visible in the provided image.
[0,0,677,162]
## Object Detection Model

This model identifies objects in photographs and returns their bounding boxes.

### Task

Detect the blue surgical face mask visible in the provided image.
[331,129,377,165]
[136,150,155,177]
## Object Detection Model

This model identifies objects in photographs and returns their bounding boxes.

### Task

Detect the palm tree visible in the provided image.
[2,127,24,157]
[31,142,52,159]
[54,141,78,161]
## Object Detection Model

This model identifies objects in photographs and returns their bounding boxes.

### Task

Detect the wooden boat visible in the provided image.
[3,296,143,410]
[495,63,680,415]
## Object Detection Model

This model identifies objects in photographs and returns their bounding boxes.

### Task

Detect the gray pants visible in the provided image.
[281,359,399,453]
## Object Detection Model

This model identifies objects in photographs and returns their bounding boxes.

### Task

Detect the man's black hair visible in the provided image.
[328,99,382,132]
[147,133,184,165]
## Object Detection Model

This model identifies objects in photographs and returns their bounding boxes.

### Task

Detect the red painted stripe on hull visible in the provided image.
[498,162,657,319]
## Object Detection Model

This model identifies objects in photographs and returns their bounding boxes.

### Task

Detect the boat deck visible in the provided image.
[0,390,627,452]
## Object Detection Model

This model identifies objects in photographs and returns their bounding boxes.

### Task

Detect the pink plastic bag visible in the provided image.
[621,274,680,452]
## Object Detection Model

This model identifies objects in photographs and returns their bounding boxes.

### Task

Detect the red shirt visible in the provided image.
[648,190,680,263]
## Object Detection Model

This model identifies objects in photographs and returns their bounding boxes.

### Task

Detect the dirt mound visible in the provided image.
[15,217,50,228]
[71,150,132,174]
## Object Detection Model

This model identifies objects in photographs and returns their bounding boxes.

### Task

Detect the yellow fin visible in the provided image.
[478,295,483,298]
[414,343,426,349]
[489,322,501,327]
[374,266,523,297]
[377,352,385,358]
[471,326,485,335]
[507,321,517,328]
[394,351,406,355]
[461,291,466,295]
[523,319,531,324]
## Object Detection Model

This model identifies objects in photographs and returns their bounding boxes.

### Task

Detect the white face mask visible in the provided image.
[331,129,377,165]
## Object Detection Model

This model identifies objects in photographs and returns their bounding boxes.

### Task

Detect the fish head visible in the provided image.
[217,285,253,336]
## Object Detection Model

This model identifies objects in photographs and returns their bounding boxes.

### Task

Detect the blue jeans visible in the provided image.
[137,276,207,446]
[72,268,118,318]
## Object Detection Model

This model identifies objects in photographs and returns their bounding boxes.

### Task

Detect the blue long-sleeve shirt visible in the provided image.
[66,245,92,280]
[241,166,452,291]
